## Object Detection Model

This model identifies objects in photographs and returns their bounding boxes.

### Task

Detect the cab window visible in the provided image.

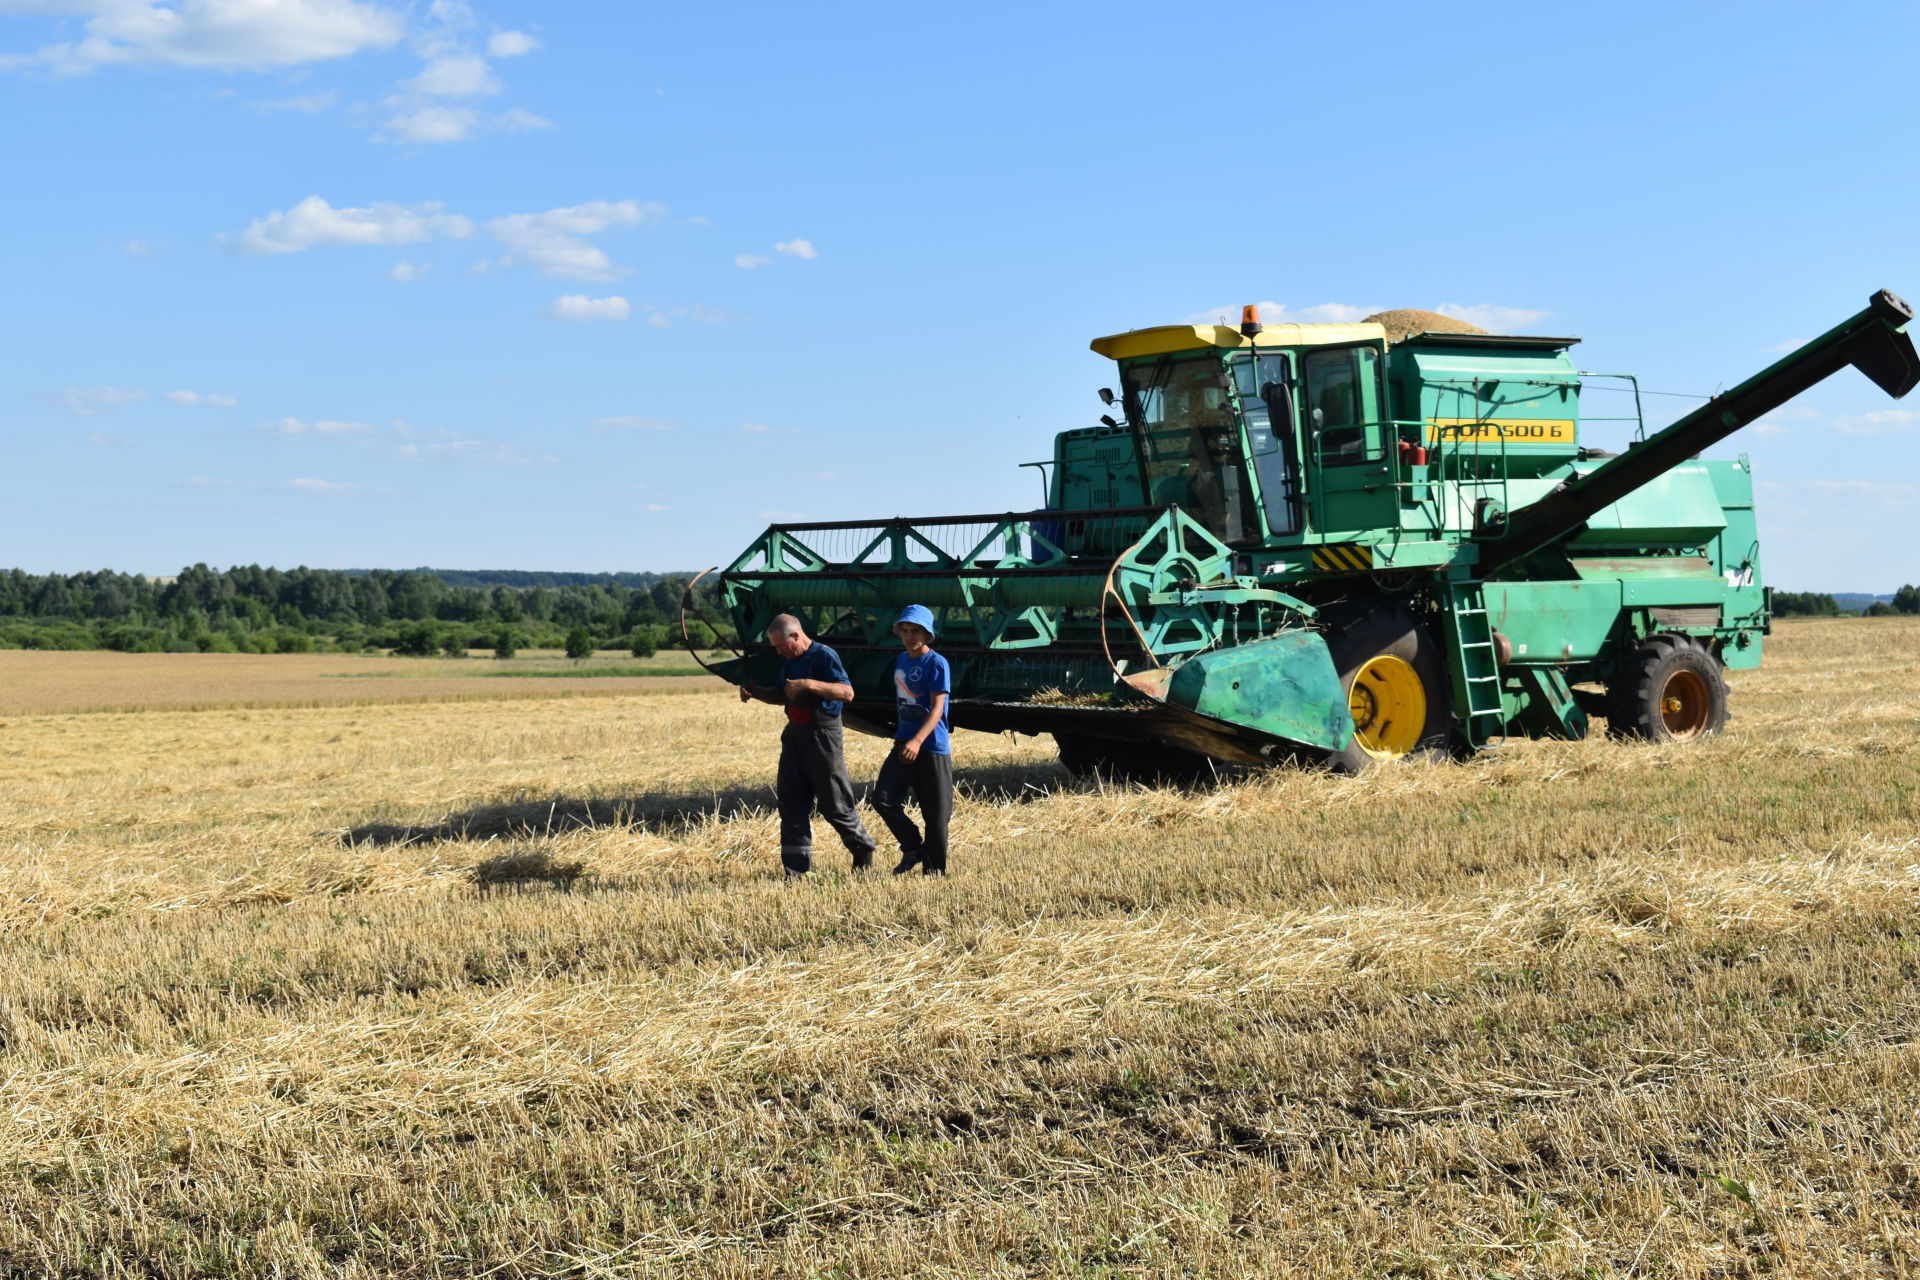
[1304,345,1383,464]
[1230,351,1298,536]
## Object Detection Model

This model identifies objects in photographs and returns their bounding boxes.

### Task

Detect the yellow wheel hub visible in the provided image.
[1348,655,1427,758]
[1659,668,1711,741]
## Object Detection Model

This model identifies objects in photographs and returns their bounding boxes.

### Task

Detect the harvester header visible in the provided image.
[696,290,1916,774]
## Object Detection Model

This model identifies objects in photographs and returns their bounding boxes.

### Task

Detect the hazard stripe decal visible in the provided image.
[1311,544,1375,573]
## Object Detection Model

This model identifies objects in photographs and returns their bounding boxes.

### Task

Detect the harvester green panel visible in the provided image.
[1163,632,1350,751]
[1565,464,1728,547]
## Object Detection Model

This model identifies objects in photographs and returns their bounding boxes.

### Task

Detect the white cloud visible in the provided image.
[50,385,148,414]
[488,200,663,280]
[267,416,543,465]
[737,422,797,436]
[1431,302,1551,332]
[121,237,162,255]
[590,416,676,431]
[1751,405,1823,438]
[253,89,337,112]
[543,294,629,322]
[1181,301,1377,327]
[264,416,374,436]
[495,106,549,131]
[640,302,730,329]
[734,253,771,269]
[1799,479,1917,507]
[1180,300,1550,332]
[1764,338,1808,355]
[85,432,138,447]
[774,238,817,260]
[1829,409,1920,436]
[644,503,668,512]
[487,29,537,57]
[180,475,237,487]
[289,477,360,493]
[164,389,237,406]
[391,438,548,465]
[9,0,405,74]
[380,104,478,142]
[388,259,427,281]
[231,195,473,254]
[402,51,497,96]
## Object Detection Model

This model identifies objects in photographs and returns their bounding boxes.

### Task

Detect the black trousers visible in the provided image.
[872,743,953,873]
[776,718,876,874]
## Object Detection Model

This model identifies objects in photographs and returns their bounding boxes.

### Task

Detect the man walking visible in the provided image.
[872,604,953,876]
[739,614,878,876]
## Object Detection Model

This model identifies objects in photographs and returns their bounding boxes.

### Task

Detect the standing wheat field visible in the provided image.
[0,619,1916,1277]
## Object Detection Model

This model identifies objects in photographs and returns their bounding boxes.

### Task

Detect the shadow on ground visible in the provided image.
[341,759,1111,848]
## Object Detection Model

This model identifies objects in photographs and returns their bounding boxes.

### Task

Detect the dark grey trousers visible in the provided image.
[872,743,953,873]
[776,718,876,874]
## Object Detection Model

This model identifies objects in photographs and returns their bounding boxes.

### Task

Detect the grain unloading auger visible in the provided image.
[693,290,1916,774]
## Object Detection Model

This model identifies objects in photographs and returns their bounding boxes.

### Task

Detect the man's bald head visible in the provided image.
[766,613,810,658]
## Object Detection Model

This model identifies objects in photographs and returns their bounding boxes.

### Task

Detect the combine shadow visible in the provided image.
[342,752,1246,850]
[342,784,782,847]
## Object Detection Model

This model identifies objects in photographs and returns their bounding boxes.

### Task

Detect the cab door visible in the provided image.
[1300,341,1398,538]
[1227,350,1302,539]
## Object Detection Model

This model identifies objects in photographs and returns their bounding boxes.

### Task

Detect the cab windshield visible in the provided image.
[1122,354,1259,544]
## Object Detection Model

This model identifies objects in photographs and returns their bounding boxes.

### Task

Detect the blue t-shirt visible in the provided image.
[892,649,952,754]
[783,641,851,718]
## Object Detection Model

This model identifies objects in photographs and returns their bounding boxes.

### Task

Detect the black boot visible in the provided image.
[892,848,923,875]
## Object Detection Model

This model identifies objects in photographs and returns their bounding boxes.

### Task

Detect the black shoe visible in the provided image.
[892,850,923,875]
[851,855,874,872]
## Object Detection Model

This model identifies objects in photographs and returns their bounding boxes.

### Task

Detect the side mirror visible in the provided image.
[1098,414,1120,429]
[1097,388,1116,406]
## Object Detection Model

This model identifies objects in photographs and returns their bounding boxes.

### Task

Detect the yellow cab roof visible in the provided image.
[1089,322,1387,361]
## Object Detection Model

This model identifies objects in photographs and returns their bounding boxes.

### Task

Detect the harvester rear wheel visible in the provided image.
[1607,634,1728,743]
[1321,604,1453,773]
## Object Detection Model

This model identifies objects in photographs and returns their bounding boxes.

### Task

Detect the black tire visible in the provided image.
[1053,732,1218,785]
[1319,603,1454,773]
[1606,633,1728,743]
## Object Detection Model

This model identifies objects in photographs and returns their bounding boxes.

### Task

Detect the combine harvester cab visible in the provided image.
[698,291,1916,773]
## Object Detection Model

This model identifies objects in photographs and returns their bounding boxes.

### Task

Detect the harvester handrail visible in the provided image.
[751,504,1170,534]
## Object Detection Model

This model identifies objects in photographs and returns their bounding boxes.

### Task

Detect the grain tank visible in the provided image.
[695,290,1917,771]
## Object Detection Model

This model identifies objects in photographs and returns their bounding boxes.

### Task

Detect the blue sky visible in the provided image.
[3,0,1916,591]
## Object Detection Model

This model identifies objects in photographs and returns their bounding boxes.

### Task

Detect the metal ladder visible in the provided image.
[1443,581,1505,748]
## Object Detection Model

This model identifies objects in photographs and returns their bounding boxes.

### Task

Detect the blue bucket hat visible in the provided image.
[892,603,936,636]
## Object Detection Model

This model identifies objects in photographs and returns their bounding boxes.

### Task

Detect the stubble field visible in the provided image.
[0,620,1917,1277]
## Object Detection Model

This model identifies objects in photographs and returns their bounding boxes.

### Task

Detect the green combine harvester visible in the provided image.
[692,290,1917,773]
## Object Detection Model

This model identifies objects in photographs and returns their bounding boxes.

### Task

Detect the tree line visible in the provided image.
[1773,586,1920,618]
[0,565,735,656]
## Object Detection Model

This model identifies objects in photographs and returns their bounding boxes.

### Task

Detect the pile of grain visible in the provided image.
[1363,307,1489,344]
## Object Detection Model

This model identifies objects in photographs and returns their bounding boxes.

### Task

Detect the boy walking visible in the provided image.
[872,604,953,875]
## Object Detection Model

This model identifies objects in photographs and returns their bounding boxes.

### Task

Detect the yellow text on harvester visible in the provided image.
[1425,418,1577,445]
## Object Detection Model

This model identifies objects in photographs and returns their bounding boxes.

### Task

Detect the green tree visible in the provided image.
[1893,584,1920,615]
[494,627,523,660]
[1772,591,1841,618]
[628,625,662,659]
[564,625,594,661]
[393,620,439,657]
